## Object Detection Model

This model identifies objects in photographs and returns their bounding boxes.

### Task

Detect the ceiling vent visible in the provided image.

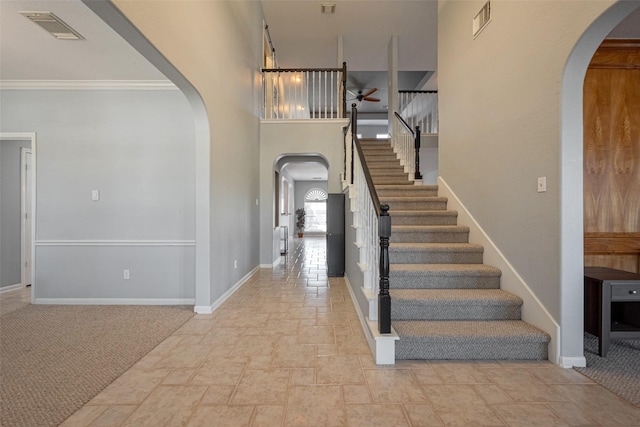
[20,12,84,40]
[321,4,336,14]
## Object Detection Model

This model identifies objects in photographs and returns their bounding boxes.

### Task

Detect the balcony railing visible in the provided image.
[262,63,347,119]
[398,90,438,133]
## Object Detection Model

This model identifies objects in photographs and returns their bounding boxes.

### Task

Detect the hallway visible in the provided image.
[62,237,640,426]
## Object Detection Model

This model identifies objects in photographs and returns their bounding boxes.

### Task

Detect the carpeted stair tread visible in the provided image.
[389,264,502,289]
[383,198,448,211]
[390,242,484,252]
[390,263,501,277]
[390,289,522,320]
[391,210,459,225]
[394,320,550,360]
[390,225,469,243]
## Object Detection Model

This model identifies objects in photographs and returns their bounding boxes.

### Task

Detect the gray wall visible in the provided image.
[0,89,196,301]
[0,140,30,288]
[437,0,633,362]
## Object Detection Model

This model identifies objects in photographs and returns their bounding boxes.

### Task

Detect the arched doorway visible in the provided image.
[560,1,640,366]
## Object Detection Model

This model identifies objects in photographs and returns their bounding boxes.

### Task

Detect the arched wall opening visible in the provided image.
[560,1,640,366]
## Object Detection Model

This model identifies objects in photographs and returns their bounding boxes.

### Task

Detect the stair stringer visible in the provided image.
[437,177,564,365]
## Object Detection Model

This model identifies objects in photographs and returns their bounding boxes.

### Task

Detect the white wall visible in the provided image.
[260,120,348,265]
[0,89,195,302]
[437,0,633,363]
[110,0,264,309]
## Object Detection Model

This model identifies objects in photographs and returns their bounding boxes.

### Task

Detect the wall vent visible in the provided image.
[20,12,84,40]
[472,1,491,39]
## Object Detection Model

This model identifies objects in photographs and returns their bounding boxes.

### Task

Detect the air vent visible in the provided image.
[321,4,336,14]
[472,1,491,39]
[20,12,84,40]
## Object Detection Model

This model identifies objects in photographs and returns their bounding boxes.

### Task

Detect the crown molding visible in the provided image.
[0,80,178,90]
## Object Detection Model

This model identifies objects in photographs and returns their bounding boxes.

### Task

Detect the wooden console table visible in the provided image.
[584,267,640,357]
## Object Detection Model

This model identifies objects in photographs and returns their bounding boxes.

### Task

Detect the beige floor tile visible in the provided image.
[492,404,570,426]
[122,385,207,426]
[296,325,336,344]
[89,405,138,427]
[545,402,601,426]
[232,335,277,356]
[423,384,486,412]
[231,369,290,405]
[187,405,254,427]
[403,404,444,427]
[272,343,315,368]
[89,368,170,405]
[60,406,107,426]
[191,361,245,385]
[553,384,640,425]
[317,354,365,384]
[162,368,196,385]
[345,404,410,426]
[199,385,235,404]
[430,362,493,384]
[286,307,318,319]
[435,405,506,427]
[290,368,316,385]
[500,382,572,403]
[285,385,346,426]
[147,335,185,356]
[263,319,301,335]
[411,366,444,385]
[154,344,211,369]
[365,369,428,403]
[472,384,515,405]
[527,366,594,384]
[480,367,543,384]
[336,334,370,355]
[174,319,215,335]
[317,343,339,356]
[343,384,371,404]
[252,406,285,427]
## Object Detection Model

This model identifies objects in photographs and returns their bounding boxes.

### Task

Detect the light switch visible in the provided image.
[91,189,100,201]
[537,177,547,193]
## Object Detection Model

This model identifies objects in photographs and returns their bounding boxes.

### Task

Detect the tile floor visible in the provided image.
[53,237,640,425]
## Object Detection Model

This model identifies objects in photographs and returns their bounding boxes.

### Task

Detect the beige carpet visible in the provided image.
[0,303,194,427]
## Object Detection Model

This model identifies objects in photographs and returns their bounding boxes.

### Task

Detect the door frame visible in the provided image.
[1,133,36,303]
[21,147,33,287]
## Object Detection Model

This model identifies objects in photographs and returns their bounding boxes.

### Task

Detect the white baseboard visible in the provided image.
[438,177,561,364]
[0,283,26,294]
[560,356,587,368]
[194,266,260,314]
[34,298,195,305]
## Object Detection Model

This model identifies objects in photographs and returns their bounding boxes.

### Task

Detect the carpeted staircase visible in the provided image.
[360,139,550,360]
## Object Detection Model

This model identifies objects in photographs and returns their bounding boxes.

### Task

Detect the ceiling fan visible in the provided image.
[347,88,380,103]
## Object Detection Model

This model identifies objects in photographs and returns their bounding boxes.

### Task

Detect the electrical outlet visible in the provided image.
[537,177,547,193]
[234,260,238,269]
[91,189,100,201]
[123,269,130,280]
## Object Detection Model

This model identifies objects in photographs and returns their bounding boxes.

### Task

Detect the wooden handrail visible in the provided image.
[394,112,414,136]
[351,104,391,334]
[262,67,344,72]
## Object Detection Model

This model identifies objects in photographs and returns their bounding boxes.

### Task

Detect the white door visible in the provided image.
[21,148,32,286]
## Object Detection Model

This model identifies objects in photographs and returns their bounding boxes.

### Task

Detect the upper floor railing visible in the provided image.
[398,90,438,133]
[392,90,438,182]
[262,63,347,119]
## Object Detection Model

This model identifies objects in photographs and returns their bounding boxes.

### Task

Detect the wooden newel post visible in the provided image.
[341,62,347,118]
[378,204,391,334]
[414,125,423,180]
